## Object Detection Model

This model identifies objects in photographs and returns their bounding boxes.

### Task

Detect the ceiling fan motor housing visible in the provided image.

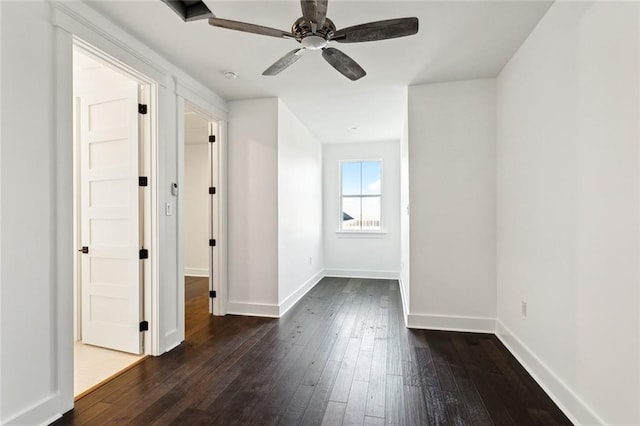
[292,17,336,47]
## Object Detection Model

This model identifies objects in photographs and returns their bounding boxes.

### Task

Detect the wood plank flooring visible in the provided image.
[54,277,572,425]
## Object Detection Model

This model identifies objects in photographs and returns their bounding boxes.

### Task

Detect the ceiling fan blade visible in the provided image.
[332,17,418,43]
[321,47,366,81]
[208,18,295,39]
[263,49,305,76]
[301,0,328,29]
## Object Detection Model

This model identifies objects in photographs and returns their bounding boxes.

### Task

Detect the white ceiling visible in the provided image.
[87,0,551,144]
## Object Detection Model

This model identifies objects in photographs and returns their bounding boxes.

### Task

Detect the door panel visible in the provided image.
[79,71,142,355]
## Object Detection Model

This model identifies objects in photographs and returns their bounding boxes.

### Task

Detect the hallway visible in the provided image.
[55,277,570,425]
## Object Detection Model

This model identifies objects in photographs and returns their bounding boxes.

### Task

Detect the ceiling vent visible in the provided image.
[161,0,213,22]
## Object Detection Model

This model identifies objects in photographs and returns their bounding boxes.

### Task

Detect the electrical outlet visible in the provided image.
[521,301,527,317]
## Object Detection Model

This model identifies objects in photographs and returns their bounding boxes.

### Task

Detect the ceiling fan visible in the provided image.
[207,0,419,81]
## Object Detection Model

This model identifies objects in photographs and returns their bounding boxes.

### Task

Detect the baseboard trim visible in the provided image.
[407,313,495,333]
[184,268,208,278]
[398,278,409,327]
[323,269,400,280]
[495,321,603,426]
[3,393,62,426]
[226,301,280,318]
[278,270,324,317]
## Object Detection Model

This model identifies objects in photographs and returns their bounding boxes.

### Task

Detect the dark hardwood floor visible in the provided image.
[54,277,572,425]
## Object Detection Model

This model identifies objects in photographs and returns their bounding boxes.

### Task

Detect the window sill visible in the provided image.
[335,230,387,238]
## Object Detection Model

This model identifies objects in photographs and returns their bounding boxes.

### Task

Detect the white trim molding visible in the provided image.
[279,271,324,317]
[3,394,62,426]
[184,268,209,278]
[226,302,280,318]
[398,279,409,327]
[496,321,603,426]
[323,269,400,280]
[407,313,496,333]
[175,79,227,122]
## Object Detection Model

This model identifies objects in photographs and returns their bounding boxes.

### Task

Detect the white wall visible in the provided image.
[399,108,410,322]
[0,1,228,423]
[496,2,640,424]
[323,141,401,278]
[407,79,496,332]
[277,101,324,313]
[184,143,210,276]
[183,106,211,278]
[1,2,62,422]
[228,98,324,317]
[227,98,280,315]
[0,0,4,419]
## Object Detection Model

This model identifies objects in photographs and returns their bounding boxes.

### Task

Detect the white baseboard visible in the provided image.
[3,393,63,426]
[398,278,409,327]
[278,270,324,317]
[226,301,280,318]
[184,268,208,277]
[227,272,395,319]
[495,321,603,426]
[323,269,400,280]
[407,313,495,333]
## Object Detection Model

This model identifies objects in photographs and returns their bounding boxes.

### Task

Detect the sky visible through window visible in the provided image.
[342,161,381,230]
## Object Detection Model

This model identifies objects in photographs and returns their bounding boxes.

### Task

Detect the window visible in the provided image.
[340,160,382,231]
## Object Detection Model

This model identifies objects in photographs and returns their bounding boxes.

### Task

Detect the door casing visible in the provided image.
[72,39,158,356]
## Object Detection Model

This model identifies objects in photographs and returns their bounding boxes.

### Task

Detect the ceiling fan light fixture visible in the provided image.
[223,71,238,80]
[206,0,419,80]
[301,35,327,50]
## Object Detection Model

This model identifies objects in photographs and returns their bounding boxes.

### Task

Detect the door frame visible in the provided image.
[50,2,229,419]
[72,38,159,356]
[177,97,228,318]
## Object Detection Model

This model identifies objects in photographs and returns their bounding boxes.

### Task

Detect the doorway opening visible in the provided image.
[72,42,156,398]
[182,103,218,338]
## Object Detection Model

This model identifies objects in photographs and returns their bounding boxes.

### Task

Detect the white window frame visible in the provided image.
[338,159,384,233]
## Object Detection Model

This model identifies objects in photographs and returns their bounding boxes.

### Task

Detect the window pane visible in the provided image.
[342,162,361,196]
[362,161,382,195]
[342,197,361,230]
[361,197,381,230]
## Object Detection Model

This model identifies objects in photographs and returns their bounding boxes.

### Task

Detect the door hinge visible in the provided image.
[139,176,148,187]
[138,104,148,115]
[209,135,216,143]
[79,246,89,254]
[139,321,149,332]
[139,248,149,259]
[209,239,216,247]
[209,290,216,298]
[209,187,216,195]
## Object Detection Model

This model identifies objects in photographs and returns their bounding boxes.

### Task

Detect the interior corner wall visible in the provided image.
[0,0,3,419]
[399,108,410,320]
[322,141,401,278]
[227,98,280,316]
[277,100,323,314]
[496,2,640,424]
[407,79,496,332]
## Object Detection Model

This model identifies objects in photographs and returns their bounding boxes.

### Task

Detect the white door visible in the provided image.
[79,70,142,354]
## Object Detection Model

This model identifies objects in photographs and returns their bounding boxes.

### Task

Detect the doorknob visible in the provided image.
[78,246,89,254]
